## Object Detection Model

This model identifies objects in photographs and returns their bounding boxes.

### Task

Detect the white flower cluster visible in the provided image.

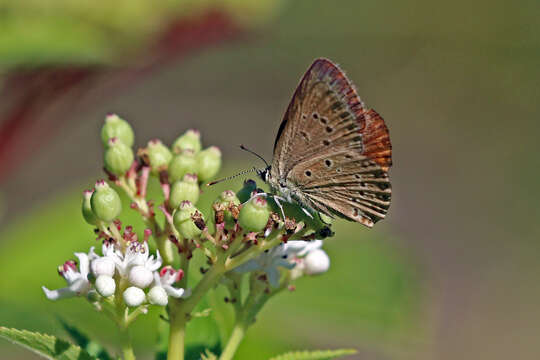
[42,241,187,307]
[234,240,330,287]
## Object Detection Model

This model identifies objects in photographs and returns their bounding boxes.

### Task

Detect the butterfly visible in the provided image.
[257,58,392,228]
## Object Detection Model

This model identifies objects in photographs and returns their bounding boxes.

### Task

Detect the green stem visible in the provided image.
[219,321,247,360]
[119,325,135,360]
[167,308,187,360]
[167,262,225,360]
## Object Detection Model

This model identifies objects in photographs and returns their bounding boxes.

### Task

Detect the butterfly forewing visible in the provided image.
[271,58,392,227]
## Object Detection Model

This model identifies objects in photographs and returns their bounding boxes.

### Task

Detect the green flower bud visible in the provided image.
[104,137,134,176]
[101,114,134,147]
[196,146,222,183]
[91,180,122,222]
[236,179,257,203]
[173,201,204,239]
[168,150,198,183]
[147,139,172,175]
[170,174,200,209]
[172,129,202,154]
[82,190,98,225]
[238,196,271,232]
[214,190,240,229]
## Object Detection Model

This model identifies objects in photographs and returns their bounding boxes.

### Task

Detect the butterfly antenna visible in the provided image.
[239,144,270,168]
[206,167,258,186]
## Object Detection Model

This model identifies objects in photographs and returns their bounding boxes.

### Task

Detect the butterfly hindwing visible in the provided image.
[271,58,392,227]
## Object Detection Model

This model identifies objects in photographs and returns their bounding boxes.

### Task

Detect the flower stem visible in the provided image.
[219,321,247,360]
[119,326,136,360]
[167,308,186,360]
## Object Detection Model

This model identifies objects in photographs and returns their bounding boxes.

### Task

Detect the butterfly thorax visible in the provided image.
[263,167,308,206]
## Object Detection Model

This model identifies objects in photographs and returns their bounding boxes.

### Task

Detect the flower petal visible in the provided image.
[233,259,261,273]
[74,252,90,278]
[42,286,77,301]
[266,267,281,288]
[163,285,185,298]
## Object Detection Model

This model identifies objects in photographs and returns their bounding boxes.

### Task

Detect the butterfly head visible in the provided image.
[256,166,271,183]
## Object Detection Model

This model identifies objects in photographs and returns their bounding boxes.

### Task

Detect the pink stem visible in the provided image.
[139,166,150,198]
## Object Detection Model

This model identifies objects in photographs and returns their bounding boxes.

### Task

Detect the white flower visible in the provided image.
[233,240,330,287]
[147,286,168,306]
[91,256,116,277]
[110,241,162,277]
[42,252,92,301]
[234,241,312,287]
[128,265,154,288]
[123,286,146,307]
[148,266,186,305]
[95,275,116,297]
[303,249,330,275]
[286,240,323,256]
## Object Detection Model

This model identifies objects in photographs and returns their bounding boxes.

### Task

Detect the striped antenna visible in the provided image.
[206,167,258,186]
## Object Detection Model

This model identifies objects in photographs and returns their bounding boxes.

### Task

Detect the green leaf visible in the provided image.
[57,318,112,360]
[0,326,96,360]
[269,348,357,360]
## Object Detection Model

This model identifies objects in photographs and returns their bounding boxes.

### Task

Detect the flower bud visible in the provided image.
[214,190,240,228]
[104,137,134,176]
[146,139,172,175]
[236,179,257,203]
[128,265,154,288]
[147,286,168,306]
[101,114,134,147]
[173,201,204,239]
[172,129,202,154]
[168,150,198,183]
[195,146,221,182]
[91,257,115,277]
[170,174,200,209]
[238,196,271,232]
[123,286,145,307]
[95,275,116,297]
[304,249,330,275]
[82,190,98,225]
[91,180,122,222]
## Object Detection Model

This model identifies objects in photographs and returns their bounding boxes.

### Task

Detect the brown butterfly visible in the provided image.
[258,58,392,228]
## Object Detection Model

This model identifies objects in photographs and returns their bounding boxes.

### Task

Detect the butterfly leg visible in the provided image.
[272,195,287,220]
[242,192,267,205]
[301,207,314,219]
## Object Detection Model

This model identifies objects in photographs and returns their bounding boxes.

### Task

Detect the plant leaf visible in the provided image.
[57,318,112,360]
[269,349,357,360]
[0,326,96,360]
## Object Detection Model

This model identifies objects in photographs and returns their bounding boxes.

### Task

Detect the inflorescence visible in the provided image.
[42,113,332,347]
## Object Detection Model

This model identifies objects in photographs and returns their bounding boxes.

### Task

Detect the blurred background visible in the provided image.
[1,0,539,359]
